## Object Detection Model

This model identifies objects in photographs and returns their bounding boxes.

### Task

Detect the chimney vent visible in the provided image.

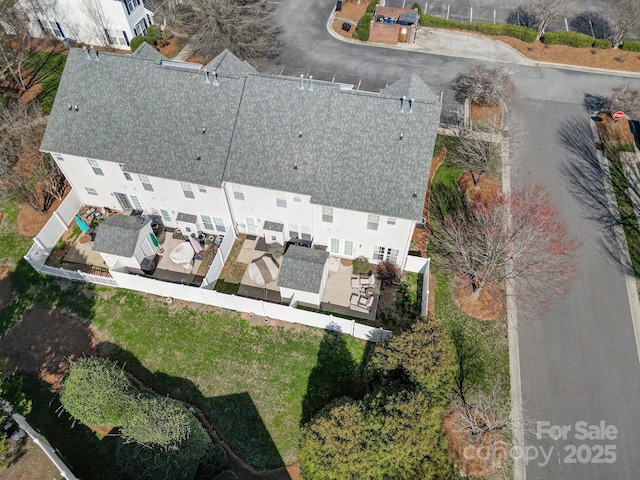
[308,75,314,91]
[204,69,210,84]
[400,95,406,113]
[299,74,305,90]
[409,98,413,113]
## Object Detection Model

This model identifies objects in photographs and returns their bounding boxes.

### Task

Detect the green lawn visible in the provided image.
[89,289,366,468]
[27,50,67,115]
[0,200,33,267]
[606,143,640,277]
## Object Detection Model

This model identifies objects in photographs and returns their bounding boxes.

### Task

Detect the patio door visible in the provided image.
[114,192,132,210]
[245,216,257,234]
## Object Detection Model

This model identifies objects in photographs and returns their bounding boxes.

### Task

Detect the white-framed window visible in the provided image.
[300,225,312,241]
[198,185,207,193]
[87,158,103,176]
[213,217,226,232]
[130,195,143,211]
[276,193,287,208]
[133,18,147,36]
[387,217,396,226]
[288,224,311,240]
[201,215,214,231]
[139,174,153,191]
[373,246,399,264]
[106,28,127,46]
[232,184,245,201]
[367,214,379,231]
[293,195,302,203]
[288,224,298,239]
[41,20,63,38]
[85,187,98,196]
[119,164,132,181]
[160,209,172,222]
[344,240,354,256]
[330,238,340,254]
[181,182,195,199]
[322,206,333,223]
[53,153,64,162]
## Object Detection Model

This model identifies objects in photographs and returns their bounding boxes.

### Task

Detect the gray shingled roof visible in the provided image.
[277,246,329,293]
[263,221,284,232]
[131,41,167,61]
[93,215,150,257]
[41,49,441,220]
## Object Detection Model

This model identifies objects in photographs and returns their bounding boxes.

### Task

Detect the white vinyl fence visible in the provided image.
[24,193,391,342]
[421,259,430,317]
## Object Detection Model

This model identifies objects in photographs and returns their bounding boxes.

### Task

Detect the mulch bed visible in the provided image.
[455,275,503,321]
[596,114,635,144]
[459,171,502,205]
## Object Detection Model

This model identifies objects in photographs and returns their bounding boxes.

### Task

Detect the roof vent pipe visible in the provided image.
[68,104,72,111]
[294,163,298,170]
[202,127,206,134]
[400,96,406,113]
[204,69,210,84]
[93,47,100,61]
[197,154,201,161]
[299,131,303,138]
[299,74,305,90]
[409,98,413,113]
[213,71,219,86]
[399,132,404,140]
[412,190,417,198]
[84,46,91,60]
[308,75,314,92]
[74,105,79,112]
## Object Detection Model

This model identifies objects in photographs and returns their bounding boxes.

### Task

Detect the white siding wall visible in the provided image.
[49,152,232,234]
[280,287,321,307]
[225,183,414,266]
[22,0,151,49]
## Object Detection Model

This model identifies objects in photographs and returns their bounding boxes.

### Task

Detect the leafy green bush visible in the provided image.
[420,14,537,42]
[375,261,400,285]
[355,13,373,41]
[621,40,640,52]
[129,36,146,52]
[352,256,371,275]
[60,357,136,428]
[130,25,162,52]
[411,2,422,15]
[199,443,228,476]
[593,38,612,49]
[365,0,378,14]
[542,31,594,48]
[121,396,192,447]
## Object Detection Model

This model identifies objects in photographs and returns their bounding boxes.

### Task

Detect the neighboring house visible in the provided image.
[38,45,441,280]
[14,0,153,49]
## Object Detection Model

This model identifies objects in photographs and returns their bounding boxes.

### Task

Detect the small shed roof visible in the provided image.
[93,215,150,257]
[277,246,329,294]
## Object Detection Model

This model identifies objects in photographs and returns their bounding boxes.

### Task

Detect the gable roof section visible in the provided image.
[277,246,329,293]
[40,49,244,188]
[93,215,150,257]
[131,41,167,61]
[41,50,441,220]
[204,49,257,78]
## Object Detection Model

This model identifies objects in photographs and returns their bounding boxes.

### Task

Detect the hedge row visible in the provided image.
[621,40,640,52]
[354,13,373,41]
[543,31,599,48]
[365,0,378,14]
[419,14,537,42]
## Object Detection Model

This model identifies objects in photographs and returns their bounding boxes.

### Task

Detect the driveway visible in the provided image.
[261,0,640,478]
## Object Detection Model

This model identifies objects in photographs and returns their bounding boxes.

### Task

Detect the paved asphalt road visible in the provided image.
[261,0,640,478]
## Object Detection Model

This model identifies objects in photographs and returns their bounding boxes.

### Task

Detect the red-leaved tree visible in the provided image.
[431,184,579,316]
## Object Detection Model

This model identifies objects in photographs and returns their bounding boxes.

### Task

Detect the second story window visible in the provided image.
[276,193,287,208]
[87,158,103,176]
[125,0,141,15]
[133,18,147,36]
[367,214,379,231]
[322,206,333,223]
[181,182,195,199]
[119,164,132,181]
[139,174,153,191]
[232,184,245,201]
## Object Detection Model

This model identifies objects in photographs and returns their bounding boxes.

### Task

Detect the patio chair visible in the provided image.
[350,293,360,307]
[358,294,374,310]
[360,274,375,288]
[351,276,360,289]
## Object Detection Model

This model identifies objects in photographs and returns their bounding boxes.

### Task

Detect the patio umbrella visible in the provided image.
[74,215,90,232]
[248,255,279,287]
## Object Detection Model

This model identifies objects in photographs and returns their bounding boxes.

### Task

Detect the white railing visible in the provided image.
[421,258,431,317]
[404,254,429,274]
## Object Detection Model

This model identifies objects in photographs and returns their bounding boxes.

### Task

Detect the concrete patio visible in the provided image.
[321,257,379,322]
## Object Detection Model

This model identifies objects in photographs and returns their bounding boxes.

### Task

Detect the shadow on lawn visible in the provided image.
[108,344,291,480]
[558,115,640,276]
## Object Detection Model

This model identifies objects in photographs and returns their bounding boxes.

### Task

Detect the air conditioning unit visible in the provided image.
[416,217,427,229]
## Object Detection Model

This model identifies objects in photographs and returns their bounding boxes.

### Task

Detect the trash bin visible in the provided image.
[342,22,351,32]
[335,0,342,11]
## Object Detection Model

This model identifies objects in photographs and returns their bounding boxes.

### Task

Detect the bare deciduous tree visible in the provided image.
[451,120,503,187]
[525,0,576,41]
[451,65,516,106]
[81,0,112,48]
[608,85,640,117]
[451,385,512,440]
[430,184,579,316]
[173,0,280,63]
[608,0,640,49]
[0,100,66,211]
